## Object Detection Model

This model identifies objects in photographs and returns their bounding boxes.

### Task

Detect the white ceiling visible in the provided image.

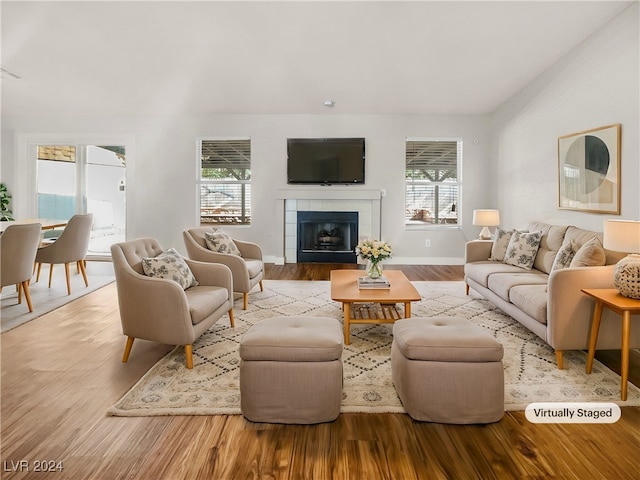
[1,1,634,116]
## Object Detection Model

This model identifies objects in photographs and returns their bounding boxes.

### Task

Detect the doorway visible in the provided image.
[36,145,126,259]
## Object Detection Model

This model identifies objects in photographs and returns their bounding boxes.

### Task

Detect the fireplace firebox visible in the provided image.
[297,211,358,263]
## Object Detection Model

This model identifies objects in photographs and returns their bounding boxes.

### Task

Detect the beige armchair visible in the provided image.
[183,227,264,310]
[111,238,234,369]
[1,223,42,312]
[35,213,93,295]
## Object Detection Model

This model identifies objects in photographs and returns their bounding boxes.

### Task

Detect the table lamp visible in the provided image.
[603,219,640,299]
[472,209,500,240]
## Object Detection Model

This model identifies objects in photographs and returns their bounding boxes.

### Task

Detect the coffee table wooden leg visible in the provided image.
[621,311,631,401]
[343,302,351,345]
[404,302,411,318]
[586,299,603,374]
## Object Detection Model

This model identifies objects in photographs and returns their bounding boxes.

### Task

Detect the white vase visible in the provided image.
[366,259,383,279]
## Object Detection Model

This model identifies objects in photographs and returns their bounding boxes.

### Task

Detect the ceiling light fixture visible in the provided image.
[323,100,335,107]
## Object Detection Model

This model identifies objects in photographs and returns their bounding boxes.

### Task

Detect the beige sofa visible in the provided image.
[464,221,640,369]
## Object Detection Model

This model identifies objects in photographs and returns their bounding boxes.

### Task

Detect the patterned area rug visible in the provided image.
[107,280,640,416]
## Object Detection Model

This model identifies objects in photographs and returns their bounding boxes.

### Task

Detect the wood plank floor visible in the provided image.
[1,264,639,479]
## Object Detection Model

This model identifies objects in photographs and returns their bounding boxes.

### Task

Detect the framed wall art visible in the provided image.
[558,124,621,214]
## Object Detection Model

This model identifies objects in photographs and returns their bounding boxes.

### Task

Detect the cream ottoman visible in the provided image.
[239,316,343,424]
[391,316,504,424]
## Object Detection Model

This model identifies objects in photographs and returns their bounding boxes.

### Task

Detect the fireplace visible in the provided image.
[297,211,358,263]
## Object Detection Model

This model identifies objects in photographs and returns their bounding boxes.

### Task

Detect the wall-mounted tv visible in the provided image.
[287,137,365,185]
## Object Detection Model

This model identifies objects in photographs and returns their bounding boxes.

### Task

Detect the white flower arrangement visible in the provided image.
[355,239,392,263]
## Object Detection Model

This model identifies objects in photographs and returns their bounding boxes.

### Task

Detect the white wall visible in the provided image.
[1,114,491,263]
[490,3,640,231]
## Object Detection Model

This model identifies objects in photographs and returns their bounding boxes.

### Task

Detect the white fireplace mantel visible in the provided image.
[276,188,382,201]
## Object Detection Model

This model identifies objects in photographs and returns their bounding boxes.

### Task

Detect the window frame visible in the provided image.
[197,137,251,226]
[405,137,462,230]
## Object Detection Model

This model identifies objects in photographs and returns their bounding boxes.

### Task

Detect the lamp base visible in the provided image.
[478,226,493,240]
[614,254,640,299]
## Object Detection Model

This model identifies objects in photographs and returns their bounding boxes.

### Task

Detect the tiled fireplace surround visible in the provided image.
[278,189,382,264]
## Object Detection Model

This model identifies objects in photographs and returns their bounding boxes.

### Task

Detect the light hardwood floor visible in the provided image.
[1,264,639,479]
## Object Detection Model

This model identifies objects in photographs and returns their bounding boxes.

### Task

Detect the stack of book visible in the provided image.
[357,276,390,289]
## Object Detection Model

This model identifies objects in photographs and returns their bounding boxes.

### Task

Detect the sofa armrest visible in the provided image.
[465,240,492,264]
[546,265,616,349]
[185,259,233,296]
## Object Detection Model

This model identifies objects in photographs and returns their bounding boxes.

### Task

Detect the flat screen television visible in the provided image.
[287,137,365,185]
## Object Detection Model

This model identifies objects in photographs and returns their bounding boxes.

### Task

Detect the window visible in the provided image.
[198,138,251,225]
[405,138,461,226]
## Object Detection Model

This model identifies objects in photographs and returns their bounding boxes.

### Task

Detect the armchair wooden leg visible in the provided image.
[185,344,194,369]
[259,280,264,292]
[243,293,248,310]
[21,280,34,312]
[122,336,135,363]
[17,283,23,304]
[64,263,72,295]
[228,309,235,328]
[465,283,469,295]
[555,350,564,370]
[78,259,89,287]
[36,263,42,282]
[48,263,55,288]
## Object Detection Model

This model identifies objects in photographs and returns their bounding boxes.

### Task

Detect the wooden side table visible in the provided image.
[582,288,640,400]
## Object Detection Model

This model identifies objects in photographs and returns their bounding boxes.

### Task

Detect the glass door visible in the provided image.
[36,145,126,259]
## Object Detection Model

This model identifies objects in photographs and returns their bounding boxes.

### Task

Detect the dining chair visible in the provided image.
[35,213,93,295]
[0,223,42,312]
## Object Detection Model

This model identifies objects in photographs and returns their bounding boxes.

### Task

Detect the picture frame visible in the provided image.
[558,124,621,214]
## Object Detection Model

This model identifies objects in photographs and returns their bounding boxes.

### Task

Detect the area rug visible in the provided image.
[107,280,640,416]
[1,262,115,332]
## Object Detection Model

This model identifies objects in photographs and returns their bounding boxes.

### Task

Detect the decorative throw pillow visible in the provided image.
[570,237,606,267]
[551,239,578,271]
[204,230,241,256]
[489,228,514,261]
[504,231,542,270]
[142,248,198,290]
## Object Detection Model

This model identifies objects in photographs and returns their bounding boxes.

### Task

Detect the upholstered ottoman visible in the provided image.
[391,316,504,424]
[239,316,343,424]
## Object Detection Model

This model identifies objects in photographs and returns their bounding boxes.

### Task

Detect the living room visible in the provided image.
[1,1,639,479]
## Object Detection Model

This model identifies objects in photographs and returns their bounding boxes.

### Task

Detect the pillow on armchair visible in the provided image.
[205,230,242,256]
[142,248,198,290]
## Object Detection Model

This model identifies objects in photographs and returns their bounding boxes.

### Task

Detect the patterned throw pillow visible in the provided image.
[489,228,514,261]
[205,230,241,256]
[570,237,606,267]
[142,248,198,290]
[504,231,542,270]
[551,239,577,271]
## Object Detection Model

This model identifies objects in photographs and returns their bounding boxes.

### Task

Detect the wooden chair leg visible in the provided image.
[48,263,54,288]
[259,280,264,292]
[17,283,23,304]
[465,283,469,295]
[78,258,89,287]
[22,280,34,312]
[36,262,42,282]
[185,344,193,369]
[64,263,71,295]
[243,293,248,310]
[228,309,235,328]
[122,336,135,363]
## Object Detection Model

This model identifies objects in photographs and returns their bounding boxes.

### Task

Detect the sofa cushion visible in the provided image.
[489,228,514,261]
[464,261,525,288]
[142,248,198,290]
[509,284,548,324]
[487,272,549,302]
[504,231,543,270]
[570,236,606,267]
[528,222,569,274]
[551,239,578,271]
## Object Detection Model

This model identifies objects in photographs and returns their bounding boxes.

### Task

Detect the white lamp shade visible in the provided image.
[472,209,500,227]
[603,220,640,254]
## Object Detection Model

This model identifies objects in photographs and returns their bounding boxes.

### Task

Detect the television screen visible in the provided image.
[287,138,365,184]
